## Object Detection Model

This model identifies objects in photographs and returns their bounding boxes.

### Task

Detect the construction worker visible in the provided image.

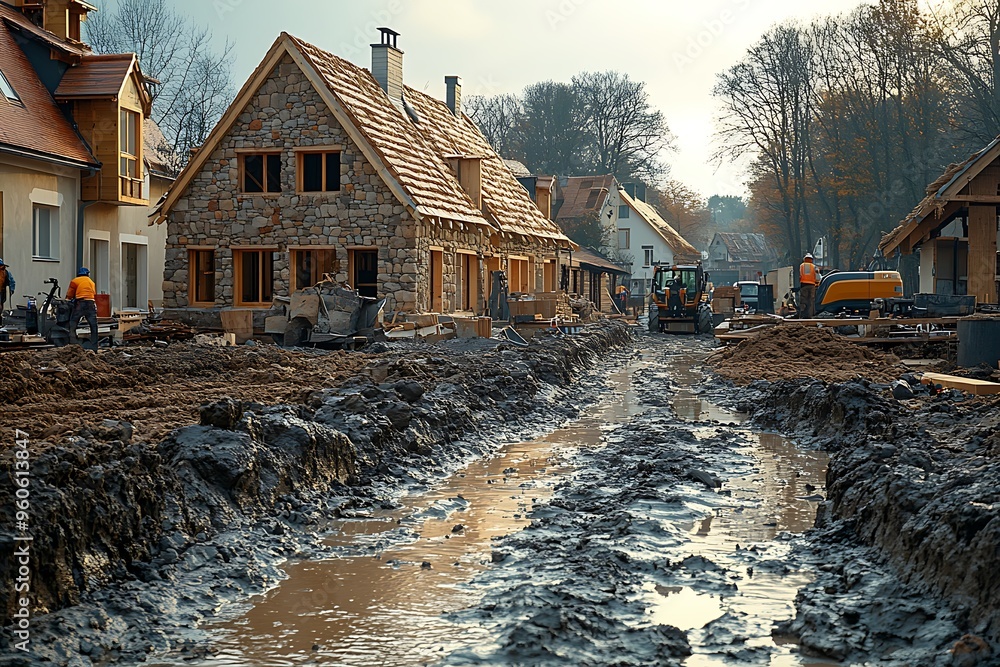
[799,253,820,319]
[66,267,98,350]
[0,259,14,326]
[615,283,630,316]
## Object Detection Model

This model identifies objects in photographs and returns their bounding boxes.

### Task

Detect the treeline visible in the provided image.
[468,71,673,185]
[715,0,1000,270]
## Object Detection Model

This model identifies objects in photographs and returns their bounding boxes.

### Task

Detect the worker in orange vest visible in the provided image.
[66,267,98,350]
[798,253,820,319]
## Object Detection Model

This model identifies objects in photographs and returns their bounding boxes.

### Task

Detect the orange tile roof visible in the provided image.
[288,35,490,227]
[557,175,616,221]
[54,53,134,99]
[0,16,96,166]
[403,86,570,245]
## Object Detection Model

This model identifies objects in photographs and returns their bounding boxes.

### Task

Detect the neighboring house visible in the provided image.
[553,175,698,297]
[880,137,1000,302]
[616,187,700,296]
[0,0,169,313]
[704,232,777,286]
[154,30,572,322]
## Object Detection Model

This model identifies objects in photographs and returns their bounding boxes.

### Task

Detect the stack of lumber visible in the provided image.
[123,320,196,343]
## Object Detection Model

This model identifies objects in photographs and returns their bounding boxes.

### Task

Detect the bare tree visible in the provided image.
[466,93,523,158]
[926,0,1000,143]
[518,81,588,176]
[85,0,234,173]
[573,70,674,183]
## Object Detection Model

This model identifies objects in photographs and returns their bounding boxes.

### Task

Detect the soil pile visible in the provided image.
[711,326,902,384]
[0,343,371,442]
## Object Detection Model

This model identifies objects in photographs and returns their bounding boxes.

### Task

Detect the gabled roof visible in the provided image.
[158,32,571,247]
[711,232,774,262]
[404,87,570,245]
[880,137,1000,254]
[557,175,616,221]
[54,53,146,104]
[619,190,699,262]
[0,13,96,167]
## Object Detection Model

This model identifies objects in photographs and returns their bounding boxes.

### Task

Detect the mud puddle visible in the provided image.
[151,356,650,667]
[650,349,839,666]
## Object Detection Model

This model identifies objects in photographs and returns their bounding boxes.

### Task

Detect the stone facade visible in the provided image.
[162,53,558,318]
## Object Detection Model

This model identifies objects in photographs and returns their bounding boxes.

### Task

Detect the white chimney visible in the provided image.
[445,76,462,117]
[371,27,403,105]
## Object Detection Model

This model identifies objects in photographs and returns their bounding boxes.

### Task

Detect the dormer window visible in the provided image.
[0,69,19,102]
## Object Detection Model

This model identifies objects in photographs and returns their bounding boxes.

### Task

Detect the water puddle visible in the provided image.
[157,356,649,667]
[656,352,837,667]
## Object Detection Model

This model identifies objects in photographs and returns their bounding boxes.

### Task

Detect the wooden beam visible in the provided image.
[921,372,1000,396]
[967,205,997,303]
[947,195,1000,203]
[903,200,965,253]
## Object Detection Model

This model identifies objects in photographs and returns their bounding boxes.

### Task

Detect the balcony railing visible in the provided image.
[120,176,143,200]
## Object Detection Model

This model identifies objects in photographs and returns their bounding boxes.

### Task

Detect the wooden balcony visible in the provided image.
[120,176,143,200]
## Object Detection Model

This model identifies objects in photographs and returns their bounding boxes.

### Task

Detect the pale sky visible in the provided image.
[169,0,884,199]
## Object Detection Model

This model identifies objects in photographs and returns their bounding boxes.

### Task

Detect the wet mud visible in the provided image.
[0,323,631,666]
[3,323,996,667]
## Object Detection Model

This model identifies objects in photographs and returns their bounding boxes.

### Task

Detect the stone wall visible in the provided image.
[162,52,564,319]
[163,54,422,314]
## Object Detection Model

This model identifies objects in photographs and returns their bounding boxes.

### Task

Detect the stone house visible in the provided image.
[154,30,572,322]
[0,0,171,313]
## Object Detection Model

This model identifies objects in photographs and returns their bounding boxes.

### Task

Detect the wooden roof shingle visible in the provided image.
[54,53,134,99]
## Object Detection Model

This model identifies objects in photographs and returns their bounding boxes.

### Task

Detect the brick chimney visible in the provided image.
[445,76,462,117]
[371,27,403,106]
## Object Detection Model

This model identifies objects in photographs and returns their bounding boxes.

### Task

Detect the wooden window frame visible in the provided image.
[239,150,283,195]
[295,147,342,194]
[233,247,277,308]
[188,248,216,306]
[290,246,339,292]
[119,108,142,199]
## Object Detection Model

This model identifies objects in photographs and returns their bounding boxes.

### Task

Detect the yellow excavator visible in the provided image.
[648,263,714,334]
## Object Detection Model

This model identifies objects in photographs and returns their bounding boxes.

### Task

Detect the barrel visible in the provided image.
[95,293,111,318]
[957,317,1000,369]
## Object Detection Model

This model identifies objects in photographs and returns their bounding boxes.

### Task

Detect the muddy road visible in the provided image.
[144,334,865,667]
[3,326,993,666]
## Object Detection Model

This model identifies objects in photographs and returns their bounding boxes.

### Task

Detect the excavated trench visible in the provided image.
[146,336,839,667]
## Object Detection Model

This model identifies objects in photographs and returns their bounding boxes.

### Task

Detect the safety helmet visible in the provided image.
[78,267,90,276]
[804,253,814,260]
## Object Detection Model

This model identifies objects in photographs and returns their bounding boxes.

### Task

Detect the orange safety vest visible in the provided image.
[799,262,818,286]
[67,276,97,301]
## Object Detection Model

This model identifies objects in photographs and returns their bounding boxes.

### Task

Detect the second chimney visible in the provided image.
[372,28,403,106]
[445,76,462,117]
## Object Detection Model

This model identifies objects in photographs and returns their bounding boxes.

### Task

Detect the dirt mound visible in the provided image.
[710,326,902,384]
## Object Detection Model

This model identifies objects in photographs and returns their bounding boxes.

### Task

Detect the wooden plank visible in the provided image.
[967,204,997,303]
[920,371,1000,395]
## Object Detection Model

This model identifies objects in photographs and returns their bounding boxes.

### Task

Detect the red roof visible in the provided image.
[55,54,135,99]
[557,175,616,220]
[0,15,96,166]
